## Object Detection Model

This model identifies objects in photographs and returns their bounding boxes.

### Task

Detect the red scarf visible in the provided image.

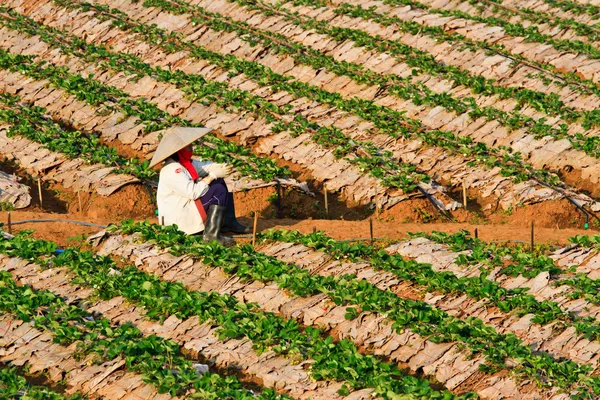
[176,148,207,223]
[177,148,198,180]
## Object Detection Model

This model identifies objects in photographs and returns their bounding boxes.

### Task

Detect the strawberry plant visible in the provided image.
[0,93,156,180]
[0,232,467,400]
[0,368,86,400]
[109,221,598,394]
[0,270,286,399]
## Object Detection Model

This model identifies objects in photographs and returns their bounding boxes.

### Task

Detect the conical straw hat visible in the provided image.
[149,127,212,168]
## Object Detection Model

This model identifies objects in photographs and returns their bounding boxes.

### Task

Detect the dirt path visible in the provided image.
[263,219,594,245]
[0,210,595,247]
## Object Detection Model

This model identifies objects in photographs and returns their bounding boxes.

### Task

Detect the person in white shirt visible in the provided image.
[150,128,249,245]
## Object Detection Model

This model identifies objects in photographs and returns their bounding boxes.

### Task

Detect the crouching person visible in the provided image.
[149,127,249,245]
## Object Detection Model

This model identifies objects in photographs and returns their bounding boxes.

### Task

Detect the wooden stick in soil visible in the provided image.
[475,228,478,239]
[37,178,43,209]
[531,221,535,252]
[7,212,11,235]
[324,188,329,215]
[276,182,282,218]
[462,180,467,208]
[76,176,83,214]
[369,217,374,245]
[161,216,165,226]
[252,211,258,246]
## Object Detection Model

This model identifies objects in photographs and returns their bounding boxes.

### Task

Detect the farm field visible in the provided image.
[4,0,600,398]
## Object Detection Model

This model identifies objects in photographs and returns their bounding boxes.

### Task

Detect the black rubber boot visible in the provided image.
[203,205,234,246]
[222,193,250,234]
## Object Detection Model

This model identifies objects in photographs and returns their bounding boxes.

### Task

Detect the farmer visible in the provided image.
[149,127,250,245]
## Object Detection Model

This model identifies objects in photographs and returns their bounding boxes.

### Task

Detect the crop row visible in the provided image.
[243,0,600,167]
[0,5,434,208]
[0,54,307,196]
[258,228,600,364]
[369,0,600,66]
[89,220,600,397]
[86,0,580,185]
[0,118,140,198]
[175,0,598,132]
[17,0,600,212]
[0,230,461,399]
[0,367,84,400]
[0,170,31,209]
[0,26,294,184]
[241,0,600,142]
[387,233,600,357]
[1,314,169,400]
[86,0,600,205]
[157,0,600,154]
[306,0,600,93]
[414,231,600,312]
[263,0,600,158]
[0,93,156,180]
[174,0,600,134]
[500,0,600,28]
[89,224,548,398]
[420,0,600,50]
[410,229,600,307]
[214,0,600,155]
[0,247,363,399]
[17,1,436,194]
[0,265,284,399]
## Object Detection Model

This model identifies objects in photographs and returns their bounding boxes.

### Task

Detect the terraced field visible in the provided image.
[4,0,600,397]
[3,0,600,223]
[3,221,600,398]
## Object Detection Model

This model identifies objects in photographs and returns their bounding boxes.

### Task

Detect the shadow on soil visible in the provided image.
[0,158,68,213]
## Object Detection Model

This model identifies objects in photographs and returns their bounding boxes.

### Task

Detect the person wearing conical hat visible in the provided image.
[150,127,250,245]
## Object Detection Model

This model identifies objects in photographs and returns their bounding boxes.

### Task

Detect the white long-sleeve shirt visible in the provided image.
[157,158,213,234]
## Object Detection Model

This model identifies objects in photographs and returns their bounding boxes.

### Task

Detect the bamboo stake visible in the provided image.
[313,226,316,234]
[531,221,535,252]
[37,178,43,209]
[161,216,165,226]
[276,182,282,218]
[76,176,83,214]
[324,188,329,215]
[462,180,467,208]
[7,212,11,235]
[474,228,478,239]
[369,217,373,245]
[252,211,259,246]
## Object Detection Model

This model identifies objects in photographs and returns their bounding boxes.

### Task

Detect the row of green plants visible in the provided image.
[296,0,600,135]
[4,5,430,192]
[212,0,600,147]
[272,0,600,139]
[221,0,600,125]
[258,228,600,341]
[0,269,286,399]
[464,0,600,46]
[161,0,583,126]
[57,0,571,188]
[102,220,600,397]
[275,0,600,120]
[532,0,600,16]
[407,230,600,306]
[379,0,600,60]
[0,93,157,180]
[131,0,600,187]
[148,0,590,147]
[0,42,292,183]
[0,368,84,400]
[134,0,593,176]
[0,232,463,399]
